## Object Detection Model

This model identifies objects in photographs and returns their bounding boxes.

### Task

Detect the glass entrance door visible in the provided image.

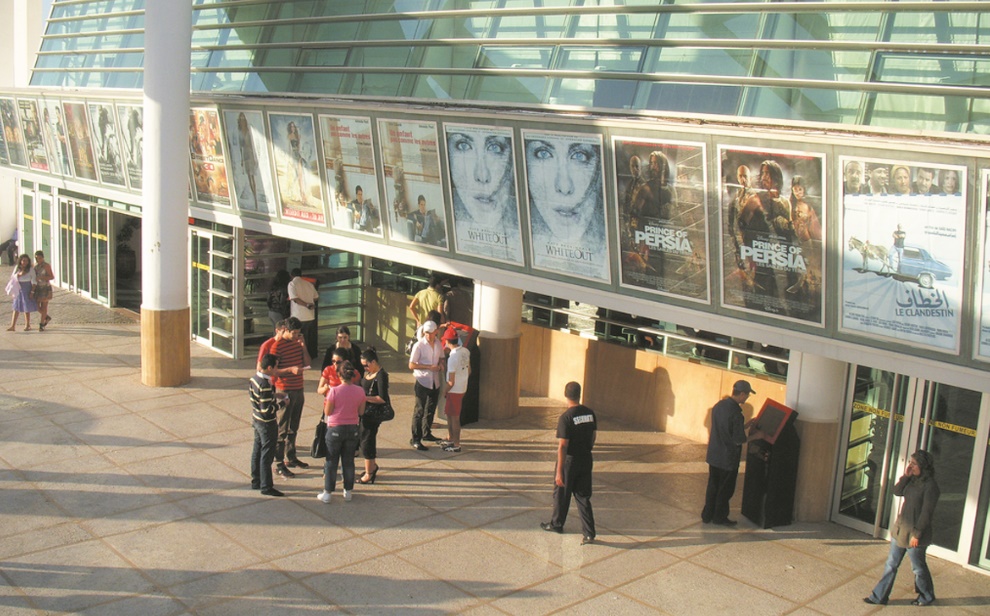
[911,383,982,554]
[190,228,237,357]
[835,366,988,566]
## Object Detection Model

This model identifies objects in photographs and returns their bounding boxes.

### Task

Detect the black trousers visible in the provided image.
[551,455,595,538]
[411,381,439,442]
[276,389,304,463]
[702,464,738,523]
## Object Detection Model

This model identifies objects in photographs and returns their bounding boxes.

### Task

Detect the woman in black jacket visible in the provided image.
[864,449,940,606]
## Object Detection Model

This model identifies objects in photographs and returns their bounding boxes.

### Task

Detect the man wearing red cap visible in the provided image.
[441,327,470,452]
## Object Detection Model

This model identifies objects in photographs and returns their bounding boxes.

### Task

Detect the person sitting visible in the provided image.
[0,229,18,266]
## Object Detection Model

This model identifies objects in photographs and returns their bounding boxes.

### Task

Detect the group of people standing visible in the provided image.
[5,250,54,332]
[250,318,391,502]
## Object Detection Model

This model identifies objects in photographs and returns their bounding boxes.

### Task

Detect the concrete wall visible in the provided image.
[518,323,787,443]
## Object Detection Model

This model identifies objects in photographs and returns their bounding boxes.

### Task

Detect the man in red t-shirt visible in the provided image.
[269,317,310,478]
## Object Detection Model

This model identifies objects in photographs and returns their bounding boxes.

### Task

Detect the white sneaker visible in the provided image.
[343,489,352,502]
[317,490,331,504]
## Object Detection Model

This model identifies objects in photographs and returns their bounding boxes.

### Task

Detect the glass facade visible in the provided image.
[32,1,989,134]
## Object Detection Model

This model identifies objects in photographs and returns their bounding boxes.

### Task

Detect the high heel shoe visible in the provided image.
[357,466,379,484]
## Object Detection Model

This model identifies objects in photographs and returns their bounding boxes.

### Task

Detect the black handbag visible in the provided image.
[364,402,395,423]
[310,419,328,458]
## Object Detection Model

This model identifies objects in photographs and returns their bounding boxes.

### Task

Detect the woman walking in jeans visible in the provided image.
[318,361,365,504]
[864,449,940,606]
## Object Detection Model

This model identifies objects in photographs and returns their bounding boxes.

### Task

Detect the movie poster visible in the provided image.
[86,102,126,187]
[268,112,324,224]
[523,129,610,283]
[378,119,447,248]
[614,137,708,301]
[17,99,49,173]
[0,106,9,165]
[188,107,231,206]
[719,146,825,325]
[443,123,523,264]
[978,171,990,360]
[321,114,383,237]
[62,102,97,181]
[116,103,143,190]
[223,109,277,216]
[0,97,27,168]
[40,99,70,177]
[840,157,965,352]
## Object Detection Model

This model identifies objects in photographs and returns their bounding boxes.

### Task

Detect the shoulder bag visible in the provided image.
[310,419,328,458]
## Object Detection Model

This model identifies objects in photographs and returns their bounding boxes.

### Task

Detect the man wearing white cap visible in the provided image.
[702,379,759,526]
[408,320,443,450]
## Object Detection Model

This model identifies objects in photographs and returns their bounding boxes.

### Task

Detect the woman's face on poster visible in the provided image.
[942,170,959,194]
[448,131,513,225]
[526,136,601,242]
[892,166,911,194]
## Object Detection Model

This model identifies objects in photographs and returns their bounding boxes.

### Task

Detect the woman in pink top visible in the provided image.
[318,361,366,504]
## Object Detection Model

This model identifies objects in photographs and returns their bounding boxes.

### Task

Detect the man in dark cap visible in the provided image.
[701,379,759,526]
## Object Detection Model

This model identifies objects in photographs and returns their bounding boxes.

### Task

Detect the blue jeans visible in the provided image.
[868,539,935,604]
[251,419,278,491]
[324,424,359,493]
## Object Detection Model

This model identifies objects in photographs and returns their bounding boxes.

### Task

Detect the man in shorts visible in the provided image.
[441,327,470,452]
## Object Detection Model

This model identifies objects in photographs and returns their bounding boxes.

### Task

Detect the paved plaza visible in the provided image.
[1,274,989,614]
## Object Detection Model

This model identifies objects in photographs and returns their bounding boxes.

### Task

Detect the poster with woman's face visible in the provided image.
[321,114,383,237]
[841,156,966,353]
[17,99,49,173]
[62,101,97,181]
[87,102,127,187]
[378,119,447,249]
[977,170,990,360]
[223,109,277,217]
[444,123,523,264]
[613,137,708,302]
[40,99,70,177]
[268,112,325,225]
[523,129,610,283]
[719,146,826,326]
[0,97,28,168]
[188,108,231,206]
[115,103,143,190]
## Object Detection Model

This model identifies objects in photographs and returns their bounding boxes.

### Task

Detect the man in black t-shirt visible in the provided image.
[540,381,597,544]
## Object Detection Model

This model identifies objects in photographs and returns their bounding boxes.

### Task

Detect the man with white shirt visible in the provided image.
[287,268,319,359]
[408,320,443,450]
[441,327,470,452]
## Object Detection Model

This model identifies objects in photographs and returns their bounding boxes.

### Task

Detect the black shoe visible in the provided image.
[910,597,933,606]
[540,522,563,534]
[713,518,738,527]
[581,535,595,545]
[251,483,261,490]
[422,434,442,442]
[287,459,310,469]
[701,517,712,524]
[276,464,295,478]
[261,488,285,497]
[863,597,886,606]
[412,441,428,451]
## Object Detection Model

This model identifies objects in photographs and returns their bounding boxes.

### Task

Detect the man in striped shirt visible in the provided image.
[272,317,311,478]
[250,353,286,497]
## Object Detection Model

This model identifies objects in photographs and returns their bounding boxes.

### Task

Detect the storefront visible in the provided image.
[836,366,990,570]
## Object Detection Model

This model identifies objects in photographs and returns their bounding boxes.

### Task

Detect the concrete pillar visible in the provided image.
[140,1,192,387]
[785,351,848,522]
[474,282,522,420]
